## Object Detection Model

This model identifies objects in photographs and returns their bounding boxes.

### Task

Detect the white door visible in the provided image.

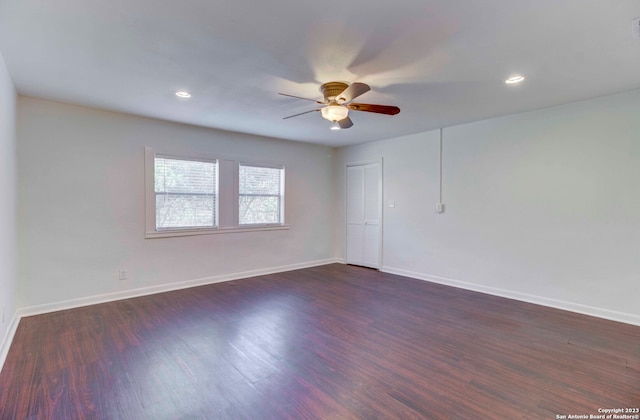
[346,161,381,268]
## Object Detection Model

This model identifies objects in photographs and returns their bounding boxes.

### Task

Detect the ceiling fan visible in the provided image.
[280,82,400,130]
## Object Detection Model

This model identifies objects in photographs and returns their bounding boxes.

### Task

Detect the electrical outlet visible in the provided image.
[118,270,128,281]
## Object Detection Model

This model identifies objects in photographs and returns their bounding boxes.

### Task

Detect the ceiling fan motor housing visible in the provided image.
[320,82,349,101]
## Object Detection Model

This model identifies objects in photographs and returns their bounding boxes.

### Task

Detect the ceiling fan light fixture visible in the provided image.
[321,104,349,122]
[330,121,341,130]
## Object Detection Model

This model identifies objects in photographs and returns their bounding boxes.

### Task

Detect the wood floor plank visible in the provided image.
[1,264,638,419]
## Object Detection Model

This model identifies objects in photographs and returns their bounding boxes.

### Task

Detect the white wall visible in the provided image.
[0,52,17,361]
[17,97,336,310]
[13,86,640,326]
[336,89,640,325]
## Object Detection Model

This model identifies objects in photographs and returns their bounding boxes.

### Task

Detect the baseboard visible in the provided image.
[381,266,640,327]
[18,258,343,318]
[0,311,20,374]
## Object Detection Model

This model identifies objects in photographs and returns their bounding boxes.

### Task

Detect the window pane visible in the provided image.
[239,165,283,225]
[239,195,280,224]
[155,157,217,229]
[155,158,216,194]
[156,195,216,228]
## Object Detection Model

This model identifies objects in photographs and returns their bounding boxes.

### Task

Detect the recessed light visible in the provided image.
[505,75,525,84]
[175,91,191,98]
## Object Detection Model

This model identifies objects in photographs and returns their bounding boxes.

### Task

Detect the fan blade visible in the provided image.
[279,93,324,104]
[335,82,370,104]
[283,109,320,119]
[338,117,353,129]
[347,103,400,115]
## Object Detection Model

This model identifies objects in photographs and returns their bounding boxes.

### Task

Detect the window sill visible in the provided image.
[145,224,290,239]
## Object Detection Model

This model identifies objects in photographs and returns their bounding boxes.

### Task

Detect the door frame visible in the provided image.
[345,158,383,269]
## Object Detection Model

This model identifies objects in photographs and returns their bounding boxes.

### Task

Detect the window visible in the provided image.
[239,164,284,225]
[145,147,287,238]
[154,156,218,230]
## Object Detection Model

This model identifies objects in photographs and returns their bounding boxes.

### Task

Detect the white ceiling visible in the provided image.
[1,0,639,147]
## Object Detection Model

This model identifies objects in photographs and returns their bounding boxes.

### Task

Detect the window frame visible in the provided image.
[238,162,285,227]
[154,153,219,232]
[145,147,288,239]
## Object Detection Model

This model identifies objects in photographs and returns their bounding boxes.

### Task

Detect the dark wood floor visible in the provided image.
[1,264,638,419]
